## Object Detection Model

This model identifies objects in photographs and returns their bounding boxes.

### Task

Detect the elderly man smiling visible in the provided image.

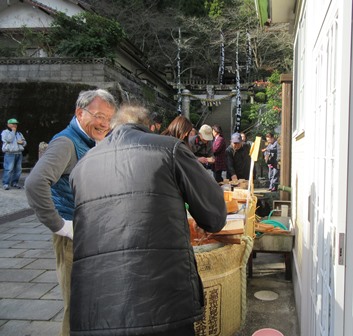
[25,89,118,336]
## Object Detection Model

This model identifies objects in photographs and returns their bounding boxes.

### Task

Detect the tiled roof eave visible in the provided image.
[19,0,94,15]
[23,0,58,15]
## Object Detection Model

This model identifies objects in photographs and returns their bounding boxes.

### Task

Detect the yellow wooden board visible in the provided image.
[249,136,262,162]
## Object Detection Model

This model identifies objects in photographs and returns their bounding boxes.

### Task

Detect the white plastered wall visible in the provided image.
[292,0,353,335]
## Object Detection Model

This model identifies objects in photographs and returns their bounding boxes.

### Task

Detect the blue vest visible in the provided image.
[51,117,95,220]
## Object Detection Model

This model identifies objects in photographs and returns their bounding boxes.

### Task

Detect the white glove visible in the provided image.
[55,219,73,240]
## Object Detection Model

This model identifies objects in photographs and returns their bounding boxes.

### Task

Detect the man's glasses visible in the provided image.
[82,107,112,124]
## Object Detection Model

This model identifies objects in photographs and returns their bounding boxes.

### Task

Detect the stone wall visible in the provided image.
[0,57,176,166]
[0,57,175,108]
[0,81,100,166]
[0,58,107,83]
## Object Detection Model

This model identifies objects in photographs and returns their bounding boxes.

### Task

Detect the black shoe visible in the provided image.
[12,184,22,189]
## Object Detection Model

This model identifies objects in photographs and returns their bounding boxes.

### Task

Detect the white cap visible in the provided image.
[199,124,213,141]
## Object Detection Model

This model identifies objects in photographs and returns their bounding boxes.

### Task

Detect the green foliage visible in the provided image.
[142,84,156,103]
[257,0,269,26]
[88,0,293,83]
[82,0,290,139]
[266,70,282,112]
[190,112,202,126]
[239,104,253,132]
[249,70,282,136]
[255,92,266,103]
[0,46,17,57]
[45,12,126,58]
[0,25,44,57]
[205,0,224,18]
[178,0,207,16]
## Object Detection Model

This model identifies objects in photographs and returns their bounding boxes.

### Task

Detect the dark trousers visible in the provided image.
[144,323,195,336]
[268,166,280,190]
[213,170,224,183]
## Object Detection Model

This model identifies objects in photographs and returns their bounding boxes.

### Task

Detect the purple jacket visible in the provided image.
[212,135,227,171]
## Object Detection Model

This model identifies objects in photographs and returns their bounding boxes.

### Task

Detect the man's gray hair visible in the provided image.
[76,89,118,112]
[112,102,151,128]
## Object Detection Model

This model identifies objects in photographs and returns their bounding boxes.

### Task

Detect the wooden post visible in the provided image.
[280,73,292,201]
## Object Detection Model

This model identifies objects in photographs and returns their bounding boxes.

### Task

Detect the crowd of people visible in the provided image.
[2,88,280,336]
[153,115,280,190]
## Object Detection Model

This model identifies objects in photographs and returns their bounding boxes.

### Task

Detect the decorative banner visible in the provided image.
[177,27,182,114]
[246,30,252,76]
[234,32,241,132]
[218,31,225,85]
[194,285,221,336]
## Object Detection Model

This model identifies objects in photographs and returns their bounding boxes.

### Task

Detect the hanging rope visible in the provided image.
[181,91,236,106]
[246,30,253,81]
[241,235,254,326]
[234,31,242,132]
[218,30,225,85]
[177,27,182,115]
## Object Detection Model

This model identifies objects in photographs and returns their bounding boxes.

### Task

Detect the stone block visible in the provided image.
[60,71,72,79]
[0,320,62,336]
[6,234,52,241]
[0,257,35,269]
[24,258,56,270]
[7,227,48,234]
[0,269,44,282]
[0,234,16,240]
[10,241,53,250]
[0,241,19,248]
[16,283,57,299]
[18,249,55,259]
[41,284,62,300]
[31,270,58,283]
[0,282,34,298]
[0,248,27,258]
[0,299,63,320]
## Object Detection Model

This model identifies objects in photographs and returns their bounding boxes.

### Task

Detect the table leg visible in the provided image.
[284,252,292,280]
[248,252,253,278]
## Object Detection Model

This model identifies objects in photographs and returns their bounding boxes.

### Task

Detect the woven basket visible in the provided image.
[194,243,246,336]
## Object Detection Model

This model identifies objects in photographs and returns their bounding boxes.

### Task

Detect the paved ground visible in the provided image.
[0,171,299,336]
[0,171,61,335]
[0,171,32,221]
[235,253,300,336]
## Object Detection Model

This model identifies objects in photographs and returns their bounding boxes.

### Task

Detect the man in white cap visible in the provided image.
[1,118,27,190]
[189,124,215,168]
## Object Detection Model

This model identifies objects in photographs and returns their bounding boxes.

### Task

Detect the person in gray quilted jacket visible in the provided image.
[69,102,227,336]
